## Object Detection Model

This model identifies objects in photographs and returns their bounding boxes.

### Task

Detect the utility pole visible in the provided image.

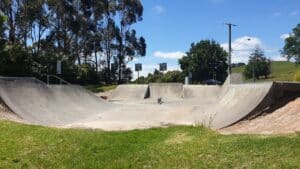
[225,23,236,81]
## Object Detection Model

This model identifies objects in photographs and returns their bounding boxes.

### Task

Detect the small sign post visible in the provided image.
[135,63,142,81]
[159,63,167,72]
[56,61,62,84]
[56,61,62,75]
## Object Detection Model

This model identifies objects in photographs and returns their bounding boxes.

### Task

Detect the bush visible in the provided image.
[134,70,184,84]
[77,64,99,84]
[243,48,271,80]
[294,70,300,82]
[0,45,33,76]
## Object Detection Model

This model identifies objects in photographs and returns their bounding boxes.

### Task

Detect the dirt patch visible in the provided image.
[95,90,113,99]
[0,100,25,123]
[165,132,194,144]
[220,98,300,135]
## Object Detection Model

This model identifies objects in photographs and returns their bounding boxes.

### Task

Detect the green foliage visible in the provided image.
[243,47,271,80]
[85,84,118,93]
[160,70,185,82]
[0,14,7,61]
[76,64,99,84]
[0,0,146,84]
[179,40,228,83]
[0,14,5,39]
[0,45,33,76]
[135,70,185,83]
[282,24,300,63]
[0,120,299,168]
[294,70,300,81]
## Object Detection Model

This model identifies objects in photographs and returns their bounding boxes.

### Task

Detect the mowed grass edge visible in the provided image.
[232,61,300,81]
[0,120,299,169]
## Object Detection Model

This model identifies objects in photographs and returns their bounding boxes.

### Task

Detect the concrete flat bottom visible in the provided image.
[1,77,300,131]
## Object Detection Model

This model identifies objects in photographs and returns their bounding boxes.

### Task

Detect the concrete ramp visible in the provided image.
[0,77,112,126]
[230,73,244,84]
[210,83,273,129]
[1,76,300,131]
[149,83,183,99]
[183,85,221,99]
[110,84,149,101]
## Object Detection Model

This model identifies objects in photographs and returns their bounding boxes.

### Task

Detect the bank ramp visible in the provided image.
[1,76,300,130]
[0,77,112,126]
[110,84,149,101]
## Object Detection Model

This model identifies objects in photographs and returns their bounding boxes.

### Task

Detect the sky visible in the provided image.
[127,0,300,79]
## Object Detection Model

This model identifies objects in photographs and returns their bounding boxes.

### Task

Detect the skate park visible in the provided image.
[1,75,300,132]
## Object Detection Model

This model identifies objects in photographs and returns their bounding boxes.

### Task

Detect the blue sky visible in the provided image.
[128,0,300,78]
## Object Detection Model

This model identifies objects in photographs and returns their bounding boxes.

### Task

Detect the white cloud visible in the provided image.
[280,33,290,40]
[153,51,185,59]
[152,5,165,14]
[272,55,287,61]
[221,36,263,63]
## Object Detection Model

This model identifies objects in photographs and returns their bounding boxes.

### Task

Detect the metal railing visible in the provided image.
[44,74,70,85]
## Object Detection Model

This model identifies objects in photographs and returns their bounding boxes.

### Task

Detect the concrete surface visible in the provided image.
[1,76,300,131]
[149,83,183,99]
[110,84,149,101]
[0,77,113,126]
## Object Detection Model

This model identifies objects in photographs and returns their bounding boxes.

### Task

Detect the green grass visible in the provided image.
[0,120,299,169]
[84,84,117,93]
[232,61,300,82]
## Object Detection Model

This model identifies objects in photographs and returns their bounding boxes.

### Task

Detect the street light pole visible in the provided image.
[225,23,236,83]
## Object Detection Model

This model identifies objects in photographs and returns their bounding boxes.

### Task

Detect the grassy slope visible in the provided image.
[84,84,117,93]
[0,120,299,169]
[232,61,300,81]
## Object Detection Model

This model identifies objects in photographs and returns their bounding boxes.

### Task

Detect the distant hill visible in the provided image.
[232,61,300,82]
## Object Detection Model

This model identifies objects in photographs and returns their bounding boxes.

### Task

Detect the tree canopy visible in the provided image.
[0,0,146,84]
[243,47,271,80]
[282,24,300,63]
[135,69,185,84]
[179,40,228,83]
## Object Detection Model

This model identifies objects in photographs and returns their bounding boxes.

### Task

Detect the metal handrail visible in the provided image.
[44,74,70,85]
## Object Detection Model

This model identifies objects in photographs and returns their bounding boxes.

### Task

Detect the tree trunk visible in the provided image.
[8,6,16,44]
[106,50,111,83]
[118,56,122,84]
[94,50,98,72]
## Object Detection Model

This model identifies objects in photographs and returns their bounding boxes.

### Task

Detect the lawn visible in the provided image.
[84,84,118,93]
[232,61,300,82]
[0,120,299,169]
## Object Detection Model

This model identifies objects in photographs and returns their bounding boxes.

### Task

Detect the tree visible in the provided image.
[243,47,271,80]
[134,69,184,84]
[0,14,6,46]
[115,0,146,83]
[179,40,228,83]
[0,0,146,84]
[282,24,300,63]
[0,14,8,65]
[0,12,32,76]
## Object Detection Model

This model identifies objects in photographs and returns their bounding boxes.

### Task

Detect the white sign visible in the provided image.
[57,61,62,75]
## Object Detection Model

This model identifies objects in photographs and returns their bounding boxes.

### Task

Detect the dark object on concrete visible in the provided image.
[203,79,222,85]
[157,97,163,104]
[100,96,108,100]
